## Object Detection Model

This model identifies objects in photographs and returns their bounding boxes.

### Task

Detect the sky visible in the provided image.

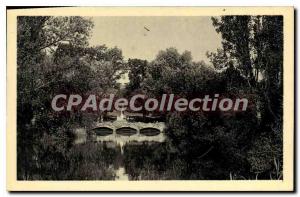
[89,16,222,63]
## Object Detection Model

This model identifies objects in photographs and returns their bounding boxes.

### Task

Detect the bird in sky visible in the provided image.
[144,26,150,31]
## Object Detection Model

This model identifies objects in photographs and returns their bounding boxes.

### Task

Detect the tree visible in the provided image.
[143,48,194,96]
[17,16,94,179]
[211,16,253,81]
[208,15,283,179]
[125,58,147,93]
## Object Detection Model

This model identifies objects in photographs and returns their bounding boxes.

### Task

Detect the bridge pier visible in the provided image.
[113,127,116,137]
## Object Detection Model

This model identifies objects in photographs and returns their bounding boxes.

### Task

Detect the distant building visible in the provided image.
[116,70,129,89]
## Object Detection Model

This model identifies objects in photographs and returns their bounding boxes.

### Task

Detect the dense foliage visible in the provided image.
[17,16,123,179]
[17,15,283,180]
[126,16,283,180]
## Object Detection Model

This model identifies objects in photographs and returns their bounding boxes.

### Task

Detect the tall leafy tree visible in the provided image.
[208,15,283,178]
[17,16,94,179]
[126,58,147,93]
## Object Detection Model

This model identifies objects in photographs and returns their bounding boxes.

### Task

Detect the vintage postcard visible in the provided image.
[6,7,294,191]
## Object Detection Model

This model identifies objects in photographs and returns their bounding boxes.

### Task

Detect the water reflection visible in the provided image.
[115,167,129,180]
[73,111,168,180]
[74,138,169,179]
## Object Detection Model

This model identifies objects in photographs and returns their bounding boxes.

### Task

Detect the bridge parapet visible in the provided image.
[94,121,165,133]
[89,121,166,144]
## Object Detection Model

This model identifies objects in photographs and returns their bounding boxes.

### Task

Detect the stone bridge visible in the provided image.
[89,121,166,144]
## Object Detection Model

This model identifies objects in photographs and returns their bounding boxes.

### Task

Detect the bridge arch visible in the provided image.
[92,127,114,136]
[140,127,161,136]
[116,127,138,136]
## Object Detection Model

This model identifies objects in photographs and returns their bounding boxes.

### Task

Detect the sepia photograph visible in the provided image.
[6,7,294,191]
